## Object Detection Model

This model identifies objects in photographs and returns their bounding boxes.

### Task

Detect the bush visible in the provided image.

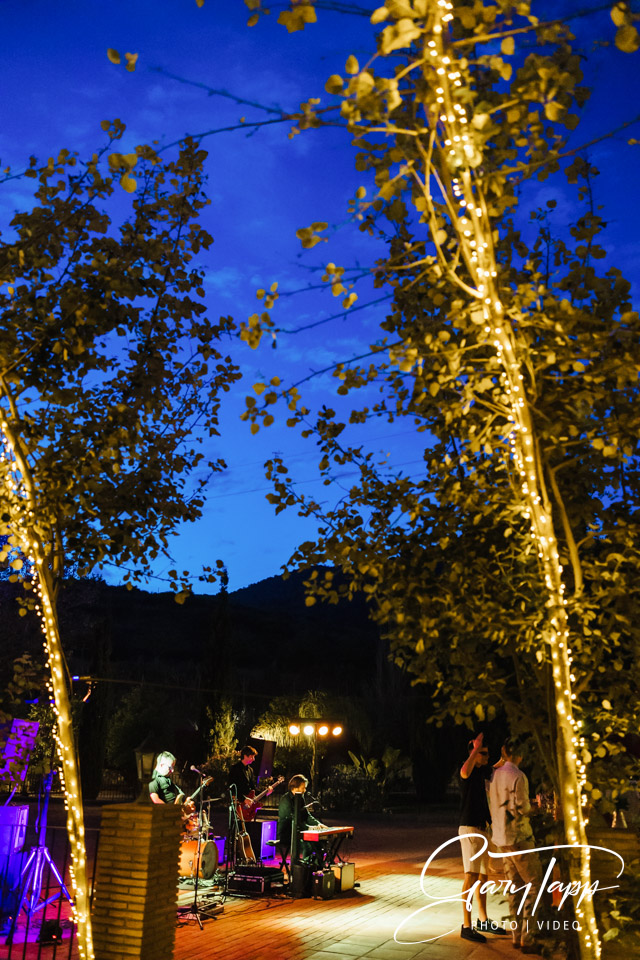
[322,748,412,813]
[322,762,385,813]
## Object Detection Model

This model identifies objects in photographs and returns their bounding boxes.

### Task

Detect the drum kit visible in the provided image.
[176,783,227,929]
[178,799,222,883]
[177,773,287,923]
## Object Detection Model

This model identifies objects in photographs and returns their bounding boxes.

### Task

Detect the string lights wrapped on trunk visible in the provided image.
[0,414,94,960]
[408,4,598,956]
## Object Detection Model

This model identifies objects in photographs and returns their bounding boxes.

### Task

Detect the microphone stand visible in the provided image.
[177,773,220,926]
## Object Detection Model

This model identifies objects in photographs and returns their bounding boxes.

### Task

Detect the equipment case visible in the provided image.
[312,868,336,900]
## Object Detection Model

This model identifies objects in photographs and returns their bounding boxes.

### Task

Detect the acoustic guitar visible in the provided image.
[235,816,256,864]
[236,776,285,822]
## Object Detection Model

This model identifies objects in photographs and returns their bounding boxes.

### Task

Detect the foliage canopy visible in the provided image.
[0,126,239,597]
[235,13,639,954]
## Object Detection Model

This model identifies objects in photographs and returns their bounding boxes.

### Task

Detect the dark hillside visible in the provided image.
[0,570,382,697]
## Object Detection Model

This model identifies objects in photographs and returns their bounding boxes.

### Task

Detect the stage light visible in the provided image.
[318,725,329,737]
[332,725,343,737]
[288,724,300,736]
[303,724,315,736]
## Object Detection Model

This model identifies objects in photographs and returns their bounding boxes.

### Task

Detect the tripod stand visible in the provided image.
[176,772,222,928]
[5,770,73,945]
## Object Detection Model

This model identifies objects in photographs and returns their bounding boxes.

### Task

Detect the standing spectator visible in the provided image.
[489,739,542,953]
[458,732,507,942]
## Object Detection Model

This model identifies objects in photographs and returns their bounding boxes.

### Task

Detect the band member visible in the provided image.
[148,751,195,817]
[277,774,326,863]
[228,745,274,815]
[228,745,258,799]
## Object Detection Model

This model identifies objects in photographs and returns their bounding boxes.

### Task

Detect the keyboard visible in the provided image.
[300,826,354,841]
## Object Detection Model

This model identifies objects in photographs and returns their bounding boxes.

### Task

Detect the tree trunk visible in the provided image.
[36,565,94,959]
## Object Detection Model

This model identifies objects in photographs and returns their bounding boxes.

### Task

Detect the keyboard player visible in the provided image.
[277,774,327,864]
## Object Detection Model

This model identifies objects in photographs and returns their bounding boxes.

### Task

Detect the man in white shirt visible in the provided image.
[489,740,542,953]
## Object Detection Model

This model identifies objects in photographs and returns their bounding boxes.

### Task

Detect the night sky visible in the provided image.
[1,1,638,591]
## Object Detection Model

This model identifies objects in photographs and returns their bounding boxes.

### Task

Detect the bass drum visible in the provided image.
[179,839,219,879]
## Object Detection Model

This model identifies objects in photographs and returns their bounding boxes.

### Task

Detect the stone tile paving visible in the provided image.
[172,845,521,960]
[0,805,532,960]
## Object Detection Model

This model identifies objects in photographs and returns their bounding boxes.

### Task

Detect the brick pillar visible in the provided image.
[92,803,182,960]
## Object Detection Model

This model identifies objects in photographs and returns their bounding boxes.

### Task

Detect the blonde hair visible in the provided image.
[154,751,176,772]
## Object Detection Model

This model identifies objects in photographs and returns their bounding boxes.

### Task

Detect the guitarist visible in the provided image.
[148,751,196,819]
[227,745,274,820]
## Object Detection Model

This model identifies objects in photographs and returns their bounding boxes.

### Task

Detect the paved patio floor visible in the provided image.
[1,807,586,960]
[173,816,524,960]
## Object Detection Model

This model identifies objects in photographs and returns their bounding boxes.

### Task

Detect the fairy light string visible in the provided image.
[404,3,600,956]
[0,417,94,960]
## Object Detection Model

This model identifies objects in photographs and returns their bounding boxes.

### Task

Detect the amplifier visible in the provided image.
[312,868,336,900]
[331,861,355,892]
[228,867,285,894]
[245,819,278,860]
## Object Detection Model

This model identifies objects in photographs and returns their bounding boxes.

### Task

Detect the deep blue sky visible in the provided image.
[2,1,638,591]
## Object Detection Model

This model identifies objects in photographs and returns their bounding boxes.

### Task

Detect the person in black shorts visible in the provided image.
[458,732,507,943]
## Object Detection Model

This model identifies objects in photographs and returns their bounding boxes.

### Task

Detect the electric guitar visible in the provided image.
[175,776,213,830]
[236,776,284,822]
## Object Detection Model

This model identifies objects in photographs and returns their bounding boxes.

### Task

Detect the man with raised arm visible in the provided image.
[458,732,507,943]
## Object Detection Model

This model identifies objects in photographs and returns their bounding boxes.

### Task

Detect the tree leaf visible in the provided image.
[380,19,422,55]
[610,3,628,27]
[277,5,317,33]
[501,36,515,56]
[120,174,137,193]
[370,7,389,24]
[615,24,639,52]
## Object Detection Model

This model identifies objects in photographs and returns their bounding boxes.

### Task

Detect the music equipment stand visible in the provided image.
[176,774,222,928]
[5,770,72,946]
[224,786,261,899]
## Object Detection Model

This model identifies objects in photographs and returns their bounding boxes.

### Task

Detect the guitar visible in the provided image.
[235,816,256,864]
[236,776,285,822]
[175,776,213,831]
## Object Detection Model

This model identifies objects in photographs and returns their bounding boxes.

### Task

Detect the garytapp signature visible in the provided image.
[394,834,624,945]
